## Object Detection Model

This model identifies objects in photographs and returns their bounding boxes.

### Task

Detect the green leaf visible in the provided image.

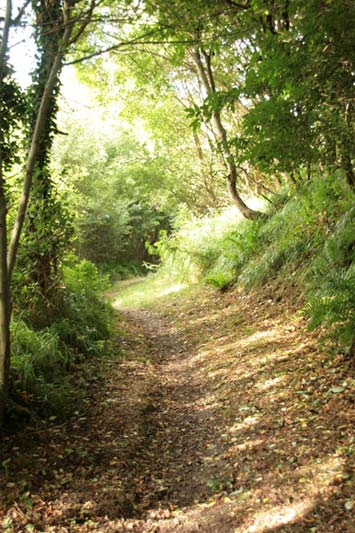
[330,386,345,394]
[2,517,13,530]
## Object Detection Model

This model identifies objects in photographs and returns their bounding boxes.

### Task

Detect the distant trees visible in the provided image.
[50,0,355,271]
[51,94,198,272]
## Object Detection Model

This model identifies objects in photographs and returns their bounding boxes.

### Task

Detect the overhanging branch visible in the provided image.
[65,35,200,65]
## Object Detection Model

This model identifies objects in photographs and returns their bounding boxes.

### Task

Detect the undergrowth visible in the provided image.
[10,255,114,419]
[306,206,355,355]
[154,173,355,354]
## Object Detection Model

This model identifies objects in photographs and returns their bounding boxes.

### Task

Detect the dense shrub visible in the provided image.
[10,255,114,417]
[10,320,73,416]
[239,175,352,287]
[154,207,257,287]
[157,174,353,287]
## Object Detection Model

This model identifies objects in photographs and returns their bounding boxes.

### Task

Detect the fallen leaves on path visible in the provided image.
[1,281,354,532]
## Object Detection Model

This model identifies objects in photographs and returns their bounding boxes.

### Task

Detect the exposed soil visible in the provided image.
[1,282,354,532]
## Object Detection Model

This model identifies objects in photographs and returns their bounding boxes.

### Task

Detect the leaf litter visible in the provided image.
[0,280,354,532]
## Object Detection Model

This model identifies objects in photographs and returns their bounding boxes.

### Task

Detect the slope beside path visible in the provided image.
[1,279,354,532]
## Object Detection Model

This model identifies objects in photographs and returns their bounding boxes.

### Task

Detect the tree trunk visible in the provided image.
[339,104,355,191]
[0,0,12,424]
[7,9,73,279]
[212,111,260,219]
[0,172,10,424]
[191,47,260,219]
[0,1,95,426]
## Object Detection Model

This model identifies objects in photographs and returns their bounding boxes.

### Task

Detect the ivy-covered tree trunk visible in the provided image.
[18,1,72,317]
[192,47,260,220]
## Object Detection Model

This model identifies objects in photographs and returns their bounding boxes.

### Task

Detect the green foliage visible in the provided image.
[52,109,177,274]
[75,199,169,273]
[63,254,111,296]
[13,186,74,326]
[76,198,131,266]
[307,207,355,353]
[153,207,262,288]
[240,176,348,287]
[10,319,74,416]
[156,173,355,353]
[55,255,114,354]
[206,220,263,289]
[10,255,113,417]
[0,66,25,170]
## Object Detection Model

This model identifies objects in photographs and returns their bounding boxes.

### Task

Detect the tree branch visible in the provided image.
[12,0,31,26]
[65,34,199,65]
[201,49,216,93]
[191,47,213,94]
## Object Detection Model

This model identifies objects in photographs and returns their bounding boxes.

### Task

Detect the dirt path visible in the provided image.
[1,281,354,532]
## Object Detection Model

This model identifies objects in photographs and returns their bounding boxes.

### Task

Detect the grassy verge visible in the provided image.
[9,257,114,421]
[152,172,355,355]
[108,274,187,309]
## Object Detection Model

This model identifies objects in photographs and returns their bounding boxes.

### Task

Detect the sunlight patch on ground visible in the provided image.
[255,375,288,392]
[168,448,346,533]
[194,326,296,385]
[241,329,278,343]
[229,415,261,434]
[196,321,297,366]
[241,454,344,532]
[243,499,316,532]
[110,274,187,308]
[238,325,296,351]
[170,453,344,533]
[159,282,186,296]
[296,453,344,487]
[233,438,265,452]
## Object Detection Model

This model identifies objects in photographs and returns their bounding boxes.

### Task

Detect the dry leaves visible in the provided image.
[0,282,354,532]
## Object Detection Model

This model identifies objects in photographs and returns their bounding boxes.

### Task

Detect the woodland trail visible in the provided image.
[1,278,354,532]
